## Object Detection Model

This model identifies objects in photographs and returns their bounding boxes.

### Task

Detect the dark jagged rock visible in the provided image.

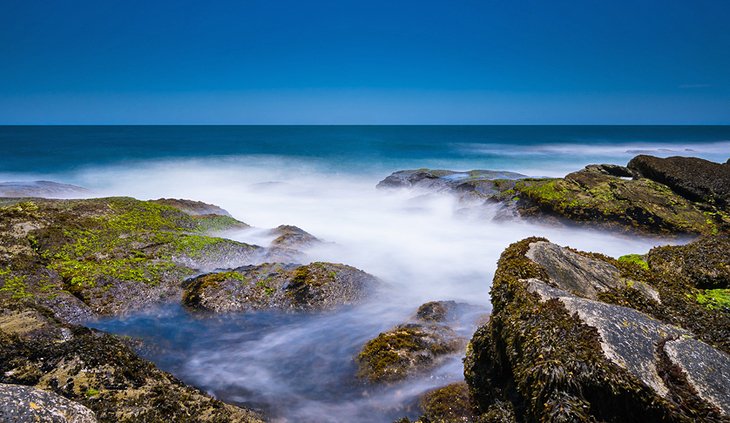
[0,299,263,423]
[182,261,378,313]
[511,163,729,235]
[0,197,260,317]
[0,383,97,422]
[0,181,90,199]
[356,301,469,384]
[464,237,730,422]
[628,155,730,207]
[648,235,730,290]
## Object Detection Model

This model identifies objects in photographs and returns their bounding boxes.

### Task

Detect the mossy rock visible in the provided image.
[512,165,728,235]
[647,235,730,290]
[357,323,463,383]
[0,197,260,317]
[183,261,379,313]
[419,382,477,422]
[464,237,730,422]
[0,298,263,423]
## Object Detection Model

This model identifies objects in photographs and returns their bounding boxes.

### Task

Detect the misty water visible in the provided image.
[3,127,729,422]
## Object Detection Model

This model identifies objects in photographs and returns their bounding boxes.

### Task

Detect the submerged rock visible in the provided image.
[0,181,90,199]
[396,382,478,423]
[464,237,730,422]
[183,261,378,312]
[356,301,469,384]
[0,383,97,423]
[262,225,321,263]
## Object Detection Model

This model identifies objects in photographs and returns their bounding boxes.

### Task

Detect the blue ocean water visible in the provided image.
[1,125,729,176]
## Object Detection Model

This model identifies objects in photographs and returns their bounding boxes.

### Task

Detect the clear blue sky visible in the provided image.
[2,0,729,124]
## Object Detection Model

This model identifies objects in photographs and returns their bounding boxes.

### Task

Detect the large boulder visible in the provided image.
[0,299,263,423]
[0,383,97,423]
[628,155,730,207]
[182,261,379,312]
[464,237,730,422]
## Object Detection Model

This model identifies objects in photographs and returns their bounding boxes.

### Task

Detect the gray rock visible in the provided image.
[183,262,379,312]
[0,181,89,199]
[0,383,97,422]
[376,169,526,200]
[664,337,730,416]
[151,198,232,216]
[526,241,660,302]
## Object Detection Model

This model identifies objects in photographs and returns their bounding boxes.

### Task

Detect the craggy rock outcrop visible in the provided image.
[510,162,729,235]
[377,169,526,201]
[0,383,97,422]
[379,156,730,235]
[628,155,730,207]
[0,197,260,317]
[464,237,730,422]
[0,299,263,423]
[183,261,378,312]
[356,301,468,383]
[0,181,90,199]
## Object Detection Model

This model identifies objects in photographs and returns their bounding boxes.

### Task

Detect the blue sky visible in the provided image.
[1,0,729,124]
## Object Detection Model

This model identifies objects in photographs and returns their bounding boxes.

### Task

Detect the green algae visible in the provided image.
[696,289,730,311]
[618,254,650,271]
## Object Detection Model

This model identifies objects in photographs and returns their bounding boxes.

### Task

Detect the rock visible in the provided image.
[182,262,379,312]
[628,155,730,207]
[464,237,730,422]
[511,162,729,235]
[356,323,463,383]
[0,197,261,317]
[262,225,321,262]
[151,198,232,216]
[419,382,477,422]
[416,300,457,322]
[648,235,730,289]
[0,181,90,199]
[377,169,526,201]
[0,299,263,423]
[356,301,470,383]
[0,383,97,422]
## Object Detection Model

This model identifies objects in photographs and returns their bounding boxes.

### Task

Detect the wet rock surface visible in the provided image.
[0,299,263,423]
[356,301,470,384]
[183,261,379,312]
[0,383,97,423]
[464,237,730,422]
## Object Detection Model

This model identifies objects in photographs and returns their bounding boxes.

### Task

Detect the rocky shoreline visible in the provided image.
[1,154,728,422]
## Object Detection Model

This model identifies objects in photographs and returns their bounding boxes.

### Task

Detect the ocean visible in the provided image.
[1,125,728,422]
